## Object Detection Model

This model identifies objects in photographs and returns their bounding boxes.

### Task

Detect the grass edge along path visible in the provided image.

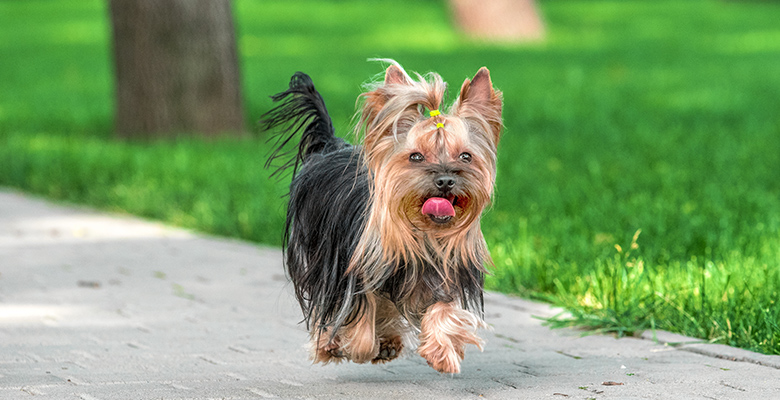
[1,0,779,355]
[3,130,778,356]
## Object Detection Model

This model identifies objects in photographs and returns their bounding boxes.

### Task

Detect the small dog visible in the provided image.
[262,61,502,374]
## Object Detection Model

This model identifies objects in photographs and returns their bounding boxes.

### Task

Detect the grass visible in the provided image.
[1,0,779,354]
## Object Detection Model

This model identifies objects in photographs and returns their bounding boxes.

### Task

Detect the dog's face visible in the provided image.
[378,116,496,233]
[360,66,503,235]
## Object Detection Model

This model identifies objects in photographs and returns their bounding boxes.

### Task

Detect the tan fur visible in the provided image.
[309,327,345,365]
[349,62,502,294]
[310,294,409,365]
[372,296,408,363]
[417,302,486,374]
[312,61,502,373]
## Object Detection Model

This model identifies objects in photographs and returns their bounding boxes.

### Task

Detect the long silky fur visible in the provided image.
[262,72,347,177]
[260,72,365,334]
[262,64,496,348]
[350,64,490,325]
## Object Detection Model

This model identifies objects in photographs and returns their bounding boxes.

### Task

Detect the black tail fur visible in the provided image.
[262,72,364,334]
[261,72,345,177]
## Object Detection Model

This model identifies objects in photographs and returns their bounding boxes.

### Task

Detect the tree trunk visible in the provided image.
[450,0,545,42]
[109,0,245,138]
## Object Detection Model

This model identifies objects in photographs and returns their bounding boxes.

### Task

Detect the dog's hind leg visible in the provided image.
[371,295,407,364]
[338,292,380,363]
[309,328,347,364]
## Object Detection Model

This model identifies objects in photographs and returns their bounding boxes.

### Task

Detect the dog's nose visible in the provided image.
[434,175,456,191]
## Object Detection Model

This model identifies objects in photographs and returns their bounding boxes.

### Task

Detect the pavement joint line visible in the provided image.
[639,329,780,369]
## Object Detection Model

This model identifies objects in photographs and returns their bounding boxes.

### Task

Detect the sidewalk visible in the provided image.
[1,189,777,400]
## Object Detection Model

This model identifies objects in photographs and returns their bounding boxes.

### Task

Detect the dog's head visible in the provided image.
[357,63,503,237]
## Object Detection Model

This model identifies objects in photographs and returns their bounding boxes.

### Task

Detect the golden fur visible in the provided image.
[266,61,503,374]
[340,61,502,372]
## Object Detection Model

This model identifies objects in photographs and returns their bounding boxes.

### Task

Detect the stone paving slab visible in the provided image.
[1,189,778,399]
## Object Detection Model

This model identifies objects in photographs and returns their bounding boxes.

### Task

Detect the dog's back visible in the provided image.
[262,73,369,330]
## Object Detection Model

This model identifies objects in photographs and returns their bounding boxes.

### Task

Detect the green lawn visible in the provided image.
[1,0,778,354]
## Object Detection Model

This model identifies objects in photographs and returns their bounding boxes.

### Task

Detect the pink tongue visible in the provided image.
[422,197,455,217]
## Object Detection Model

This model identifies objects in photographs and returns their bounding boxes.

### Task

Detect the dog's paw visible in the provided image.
[418,340,462,374]
[310,335,346,364]
[371,335,403,364]
[417,302,486,374]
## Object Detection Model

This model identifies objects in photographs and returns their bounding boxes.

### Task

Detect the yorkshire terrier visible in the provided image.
[262,61,502,374]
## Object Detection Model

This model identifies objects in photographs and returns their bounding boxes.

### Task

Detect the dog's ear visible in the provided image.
[455,67,503,144]
[384,64,412,86]
[360,65,415,151]
[363,65,412,118]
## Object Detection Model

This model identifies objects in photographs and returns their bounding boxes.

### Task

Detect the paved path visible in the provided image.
[1,189,778,399]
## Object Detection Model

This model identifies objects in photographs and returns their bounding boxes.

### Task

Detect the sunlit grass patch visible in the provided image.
[1,0,779,354]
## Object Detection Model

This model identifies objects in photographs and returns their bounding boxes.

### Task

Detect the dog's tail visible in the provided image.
[261,72,344,177]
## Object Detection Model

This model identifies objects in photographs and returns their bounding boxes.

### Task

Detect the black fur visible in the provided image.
[262,72,484,337]
[284,149,371,331]
[262,72,347,177]
[261,72,366,332]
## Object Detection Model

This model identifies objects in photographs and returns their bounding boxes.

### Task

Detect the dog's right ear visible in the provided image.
[360,64,413,144]
[384,64,412,86]
[359,63,421,167]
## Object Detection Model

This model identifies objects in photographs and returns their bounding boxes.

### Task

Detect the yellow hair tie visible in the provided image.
[429,110,441,117]
[436,122,444,129]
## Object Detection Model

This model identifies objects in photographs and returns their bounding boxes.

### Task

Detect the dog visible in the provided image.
[262,60,502,374]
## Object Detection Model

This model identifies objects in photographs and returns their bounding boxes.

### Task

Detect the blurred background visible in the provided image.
[1,0,778,354]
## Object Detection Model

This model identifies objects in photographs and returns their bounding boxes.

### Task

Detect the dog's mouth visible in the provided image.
[421,195,458,224]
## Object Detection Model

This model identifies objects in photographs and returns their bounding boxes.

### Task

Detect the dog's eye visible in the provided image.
[459,152,472,163]
[409,152,425,163]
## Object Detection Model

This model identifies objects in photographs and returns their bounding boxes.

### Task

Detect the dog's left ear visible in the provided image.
[455,67,503,144]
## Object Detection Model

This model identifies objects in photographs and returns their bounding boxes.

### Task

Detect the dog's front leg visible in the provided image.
[417,301,484,374]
